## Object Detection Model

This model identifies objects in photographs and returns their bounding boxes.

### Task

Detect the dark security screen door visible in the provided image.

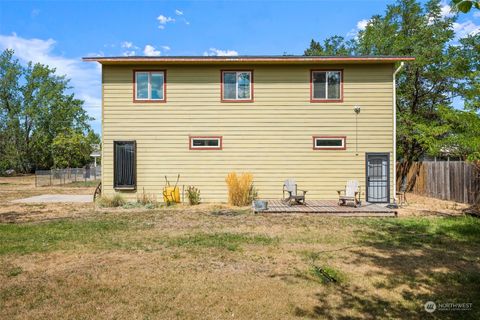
[366,153,389,203]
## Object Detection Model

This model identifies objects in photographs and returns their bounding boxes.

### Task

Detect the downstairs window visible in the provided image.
[189,136,222,150]
[114,141,136,189]
[313,136,346,150]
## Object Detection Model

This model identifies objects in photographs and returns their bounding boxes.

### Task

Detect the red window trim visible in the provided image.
[133,69,167,103]
[312,136,347,150]
[220,70,254,103]
[189,136,223,150]
[310,69,344,103]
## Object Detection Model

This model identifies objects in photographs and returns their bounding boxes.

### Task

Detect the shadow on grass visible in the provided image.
[294,217,480,319]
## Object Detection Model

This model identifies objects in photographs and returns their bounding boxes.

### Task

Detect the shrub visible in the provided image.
[96,194,126,208]
[186,186,201,205]
[225,172,256,206]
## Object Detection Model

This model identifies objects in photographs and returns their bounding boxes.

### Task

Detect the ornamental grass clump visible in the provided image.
[96,193,126,208]
[225,172,256,206]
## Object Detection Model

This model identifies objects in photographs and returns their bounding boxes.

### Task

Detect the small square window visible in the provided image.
[313,136,346,150]
[221,71,253,102]
[134,71,166,102]
[189,136,222,150]
[311,70,343,102]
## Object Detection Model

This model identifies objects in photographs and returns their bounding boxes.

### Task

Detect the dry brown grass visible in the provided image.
[1,177,479,319]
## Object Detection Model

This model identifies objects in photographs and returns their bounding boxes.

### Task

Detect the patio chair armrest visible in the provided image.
[298,189,307,195]
[337,190,344,195]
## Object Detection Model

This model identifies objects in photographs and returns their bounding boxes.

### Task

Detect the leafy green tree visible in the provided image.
[0,50,23,172]
[304,36,357,56]
[452,0,480,13]
[434,107,480,160]
[358,0,461,179]
[305,0,480,181]
[52,129,98,168]
[0,49,94,173]
[450,34,480,112]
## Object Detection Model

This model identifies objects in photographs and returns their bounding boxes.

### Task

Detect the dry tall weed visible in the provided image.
[137,188,158,207]
[225,172,254,206]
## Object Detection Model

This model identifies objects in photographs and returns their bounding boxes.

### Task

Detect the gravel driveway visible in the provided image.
[11,194,93,203]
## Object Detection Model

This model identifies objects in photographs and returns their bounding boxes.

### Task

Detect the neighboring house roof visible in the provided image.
[83,55,415,65]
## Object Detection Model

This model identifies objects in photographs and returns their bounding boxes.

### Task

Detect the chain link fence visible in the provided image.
[35,167,101,187]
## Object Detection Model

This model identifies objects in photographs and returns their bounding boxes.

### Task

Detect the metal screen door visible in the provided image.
[366,153,389,203]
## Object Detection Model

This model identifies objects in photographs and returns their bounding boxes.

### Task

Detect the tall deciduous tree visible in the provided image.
[0,49,97,173]
[52,129,99,168]
[305,0,480,180]
[358,0,460,180]
[304,36,357,56]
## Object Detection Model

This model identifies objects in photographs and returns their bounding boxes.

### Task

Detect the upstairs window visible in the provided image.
[313,136,346,150]
[311,70,342,102]
[114,141,136,189]
[221,71,253,102]
[189,136,222,150]
[134,70,166,102]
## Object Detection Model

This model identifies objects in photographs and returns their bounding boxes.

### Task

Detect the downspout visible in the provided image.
[392,62,404,204]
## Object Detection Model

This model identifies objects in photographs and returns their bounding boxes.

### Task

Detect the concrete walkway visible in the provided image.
[12,194,93,203]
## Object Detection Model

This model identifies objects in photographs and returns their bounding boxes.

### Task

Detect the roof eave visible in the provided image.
[82,56,415,65]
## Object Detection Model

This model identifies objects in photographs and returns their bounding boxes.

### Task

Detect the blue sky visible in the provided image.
[1,0,479,134]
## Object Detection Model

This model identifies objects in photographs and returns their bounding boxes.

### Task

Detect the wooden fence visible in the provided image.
[398,161,480,204]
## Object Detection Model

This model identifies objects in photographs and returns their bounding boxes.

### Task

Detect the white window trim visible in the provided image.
[135,71,165,101]
[313,137,346,150]
[223,71,252,101]
[190,137,222,150]
[311,70,342,101]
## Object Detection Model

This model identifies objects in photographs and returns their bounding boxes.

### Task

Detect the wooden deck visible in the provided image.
[256,200,397,217]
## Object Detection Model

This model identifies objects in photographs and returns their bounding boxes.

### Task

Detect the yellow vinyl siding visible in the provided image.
[102,64,394,202]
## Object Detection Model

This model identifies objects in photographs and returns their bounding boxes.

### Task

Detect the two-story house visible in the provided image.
[83,55,413,203]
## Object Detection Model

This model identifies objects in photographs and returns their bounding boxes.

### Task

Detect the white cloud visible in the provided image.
[357,19,370,31]
[453,20,480,37]
[203,48,238,56]
[122,50,136,56]
[143,45,161,56]
[0,33,102,130]
[161,45,171,51]
[121,41,133,48]
[175,9,183,16]
[157,14,175,29]
[346,18,370,38]
[120,41,139,56]
[440,1,454,18]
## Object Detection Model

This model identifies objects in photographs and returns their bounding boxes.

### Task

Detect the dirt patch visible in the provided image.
[397,193,470,217]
